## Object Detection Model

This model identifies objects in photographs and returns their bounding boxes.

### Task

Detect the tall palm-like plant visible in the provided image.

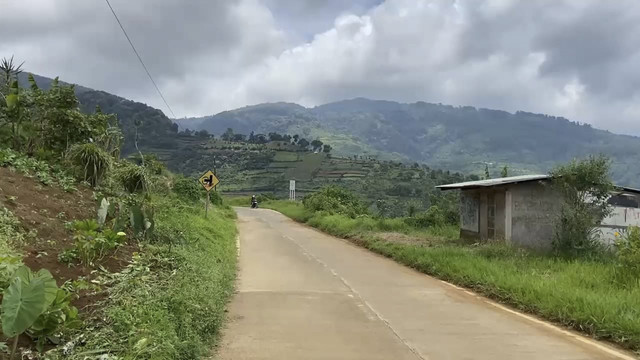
[0,56,24,91]
[68,142,112,186]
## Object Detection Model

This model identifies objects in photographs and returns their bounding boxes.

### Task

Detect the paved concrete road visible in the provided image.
[217,208,635,360]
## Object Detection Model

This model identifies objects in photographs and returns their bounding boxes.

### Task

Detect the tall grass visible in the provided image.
[263,200,457,239]
[265,200,640,353]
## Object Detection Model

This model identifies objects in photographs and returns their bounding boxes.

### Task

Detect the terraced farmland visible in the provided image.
[141,136,467,216]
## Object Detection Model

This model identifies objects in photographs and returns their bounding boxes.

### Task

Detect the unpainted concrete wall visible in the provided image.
[495,191,506,240]
[459,188,507,242]
[460,192,479,233]
[510,183,560,250]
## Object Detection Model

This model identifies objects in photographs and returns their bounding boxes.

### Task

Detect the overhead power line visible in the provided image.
[104,0,177,119]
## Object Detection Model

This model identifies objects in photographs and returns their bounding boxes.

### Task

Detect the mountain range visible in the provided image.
[179,99,640,186]
[20,72,640,187]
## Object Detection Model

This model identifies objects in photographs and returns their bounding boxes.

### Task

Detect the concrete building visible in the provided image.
[437,175,640,250]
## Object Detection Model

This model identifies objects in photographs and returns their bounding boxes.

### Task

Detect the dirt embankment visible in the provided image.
[0,167,136,312]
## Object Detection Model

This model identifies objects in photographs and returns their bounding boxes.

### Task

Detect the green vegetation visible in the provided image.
[17,72,179,158]
[59,220,126,265]
[264,183,640,353]
[302,186,369,218]
[263,198,458,242]
[2,266,78,357]
[60,199,237,360]
[182,98,640,187]
[68,143,112,186]
[2,59,237,358]
[550,155,615,256]
[616,226,640,285]
[0,148,76,191]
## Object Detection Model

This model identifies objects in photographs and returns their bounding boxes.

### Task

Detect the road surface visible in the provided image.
[217,208,635,360]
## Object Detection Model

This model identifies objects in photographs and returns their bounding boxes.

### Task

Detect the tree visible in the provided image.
[550,155,614,255]
[484,164,490,179]
[407,204,417,217]
[297,138,309,149]
[501,165,508,178]
[322,144,332,153]
[233,133,246,142]
[221,128,234,141]
[311,139,323,151]
[248,131,255,143]
[269,132,284,141]
[196,129,210,138]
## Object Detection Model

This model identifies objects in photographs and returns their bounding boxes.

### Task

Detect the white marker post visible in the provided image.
[289,180,296,201]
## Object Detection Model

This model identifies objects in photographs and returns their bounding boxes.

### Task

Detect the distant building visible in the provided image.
[437,175,640,250]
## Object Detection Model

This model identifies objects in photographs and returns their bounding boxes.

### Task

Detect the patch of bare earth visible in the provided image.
[0,167,137,313]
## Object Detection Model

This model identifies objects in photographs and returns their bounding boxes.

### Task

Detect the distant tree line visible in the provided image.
[202,128,333,153]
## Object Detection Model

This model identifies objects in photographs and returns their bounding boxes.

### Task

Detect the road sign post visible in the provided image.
[199,170,220,218]
[206,191,210,218]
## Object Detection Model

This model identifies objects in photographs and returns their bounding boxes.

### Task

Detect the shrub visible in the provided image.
[115,161,149,193]
[208,190,223,206]
[129,153,166,175]
[303,186,368,218]
[405,205,446,228]
[550,155,614,256]
[616,226,640,283]
[68,143,112,187]
[172,176,204,202]
[256,193,276,203]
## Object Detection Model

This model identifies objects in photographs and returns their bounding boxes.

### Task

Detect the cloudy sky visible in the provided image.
[1,0,639,134]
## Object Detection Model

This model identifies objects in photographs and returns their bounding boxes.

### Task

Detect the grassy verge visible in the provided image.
[64,197,237,360]
[224,195,251,207]
[263,200,458,239]
[264,200,640,353]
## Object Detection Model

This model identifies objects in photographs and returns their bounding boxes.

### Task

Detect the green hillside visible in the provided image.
[19,72,640,189]
[183,98,640,186]
[153,136,468,217]
[176,102,407,162]
[18,72,179,156]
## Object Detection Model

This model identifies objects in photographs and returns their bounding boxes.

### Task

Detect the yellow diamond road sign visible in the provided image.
[199,170,219,191]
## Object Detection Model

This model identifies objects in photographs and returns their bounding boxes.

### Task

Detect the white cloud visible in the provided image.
[1,0,640,134]
[225,0,640,134]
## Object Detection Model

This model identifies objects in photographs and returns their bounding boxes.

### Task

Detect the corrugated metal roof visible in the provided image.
[436,174,550,190]
[617,186,640,195]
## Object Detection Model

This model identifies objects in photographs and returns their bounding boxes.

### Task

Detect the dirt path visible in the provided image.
[217,208,636,360]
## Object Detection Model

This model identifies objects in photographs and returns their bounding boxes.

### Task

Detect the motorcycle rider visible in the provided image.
[251,195,258,208]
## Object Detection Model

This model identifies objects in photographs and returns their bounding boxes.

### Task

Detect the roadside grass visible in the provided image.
[263,200,458,239]
[225,196,251,207]
[264,200,640,353]
[66,197,237,360]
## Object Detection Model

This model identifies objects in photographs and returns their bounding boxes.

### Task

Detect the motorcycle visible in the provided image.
[251,200,258,208]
